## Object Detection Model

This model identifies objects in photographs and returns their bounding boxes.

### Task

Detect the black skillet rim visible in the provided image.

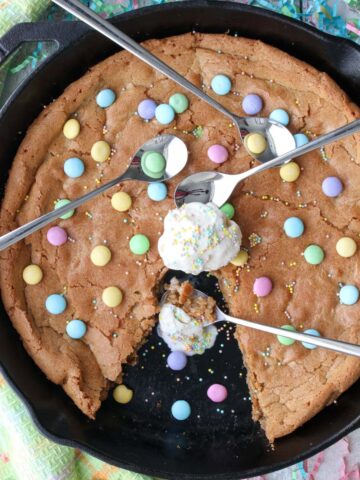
[0,2,360,478]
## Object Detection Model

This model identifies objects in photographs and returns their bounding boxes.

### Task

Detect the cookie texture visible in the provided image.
[0,33,360,440]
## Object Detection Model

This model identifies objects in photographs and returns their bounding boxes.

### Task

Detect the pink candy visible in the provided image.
[253,276,273,297]
[207,144,228,164]
[47,226,68,246]
[207,384,228,403]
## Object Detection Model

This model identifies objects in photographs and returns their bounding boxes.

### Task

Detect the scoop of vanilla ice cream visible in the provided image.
[157,303,217,355]
[158,202,242,275]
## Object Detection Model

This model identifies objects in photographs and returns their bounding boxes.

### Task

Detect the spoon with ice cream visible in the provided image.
[0,135,187,251]
[53,0,296,163]
[159,287,360,357]
[174,119,360,207]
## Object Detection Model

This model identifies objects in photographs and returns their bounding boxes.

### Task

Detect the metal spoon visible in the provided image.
[0,135,187,251]
[174,118,360,207]
[52,0,296,163]
[161,289,360,357]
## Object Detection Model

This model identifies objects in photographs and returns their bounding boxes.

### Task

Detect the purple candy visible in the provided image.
[47,226,68,246]
[242,94,263,115]
[137,99,157,120]
[322,176,343,198]
[167,351,187,371]
[207,384,228,403]
[253,276,273,297]
[207,144,229,164]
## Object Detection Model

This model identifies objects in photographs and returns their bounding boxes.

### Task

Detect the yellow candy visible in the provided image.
[102,286,123,307]
[111,192,132,212]
[113,384,133,404]
[245,133,267,155]
[22,264,43,285]
[91,140,111,163]
[63,119,80,139]
[230,250,249,267]
[90,245,112,266]
[336,237,357,258]
[280,162,300,182]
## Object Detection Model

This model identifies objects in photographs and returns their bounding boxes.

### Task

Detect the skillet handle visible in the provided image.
[0,20,87,65]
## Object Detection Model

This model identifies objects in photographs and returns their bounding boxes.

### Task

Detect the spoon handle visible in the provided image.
[220,311,360,357]
[237,118,360,183]
[52,0,234,123]
[0,173,127,251]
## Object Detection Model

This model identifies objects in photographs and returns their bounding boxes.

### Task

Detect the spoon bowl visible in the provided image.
[0,134,187,251]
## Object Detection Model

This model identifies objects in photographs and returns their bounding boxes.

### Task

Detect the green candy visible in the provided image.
[220,202,235,219]
[169,93,189,114]
[304,244,324,265]
[54,199,75,219]
[277,325,296,346]
[141,151,166,179]
[129,234,150,255]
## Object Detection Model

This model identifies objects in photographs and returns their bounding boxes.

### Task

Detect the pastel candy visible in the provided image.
[90,245,112,266]
[96,89,116,108]
[283,217,304,238]
[211,74,231,95]
[322,176,343,197]
[277,325,296,345]
[280,162,300,182]
[111,192,132,212]
[207,144,229,164]
[339,285,359,305]
[304,244,324,265]
[137,99,157,120]
[22,265,43,285]
[245,133,267,155]
[63,119,80,139]
[242,94,263,115]
[253,276,273,297]
[47,226,68,246]
[141,151,166,179]
[66,319,87,339]
[169,93,189,113]
[269,109,290,126]
[171,400,191,420]
[336,237,357,258]
[294,133,309,147]
[220,203,235,219]
[207,384,228,403]
[91,140,111,163]
[113,384,133,404]
[129,234,150,255]
[302,329,320,349]
[54,199,75,220]
[102,286,123,307]
[167,351,187,371]
[45,294,67,314]
[64,157,85,178]
[155,104,175,124]
[230,250,249,267]
[147,182,168,201]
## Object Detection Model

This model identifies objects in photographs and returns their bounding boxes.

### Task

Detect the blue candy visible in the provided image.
[171,400,191,420]
[147,182,168,201]
[64,157,85,178]
[45,294,67,315]
[294,133,309,148]
[339,285,359,305]
[155,104,175,125]
[269,109,290,126]
[211,74,232,95]
[96,89,116,108]
[66,319,87,339]
[283,217,304,238]
[301,329,320,350]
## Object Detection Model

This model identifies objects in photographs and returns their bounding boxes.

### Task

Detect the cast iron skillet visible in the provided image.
[0,2,360,478]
